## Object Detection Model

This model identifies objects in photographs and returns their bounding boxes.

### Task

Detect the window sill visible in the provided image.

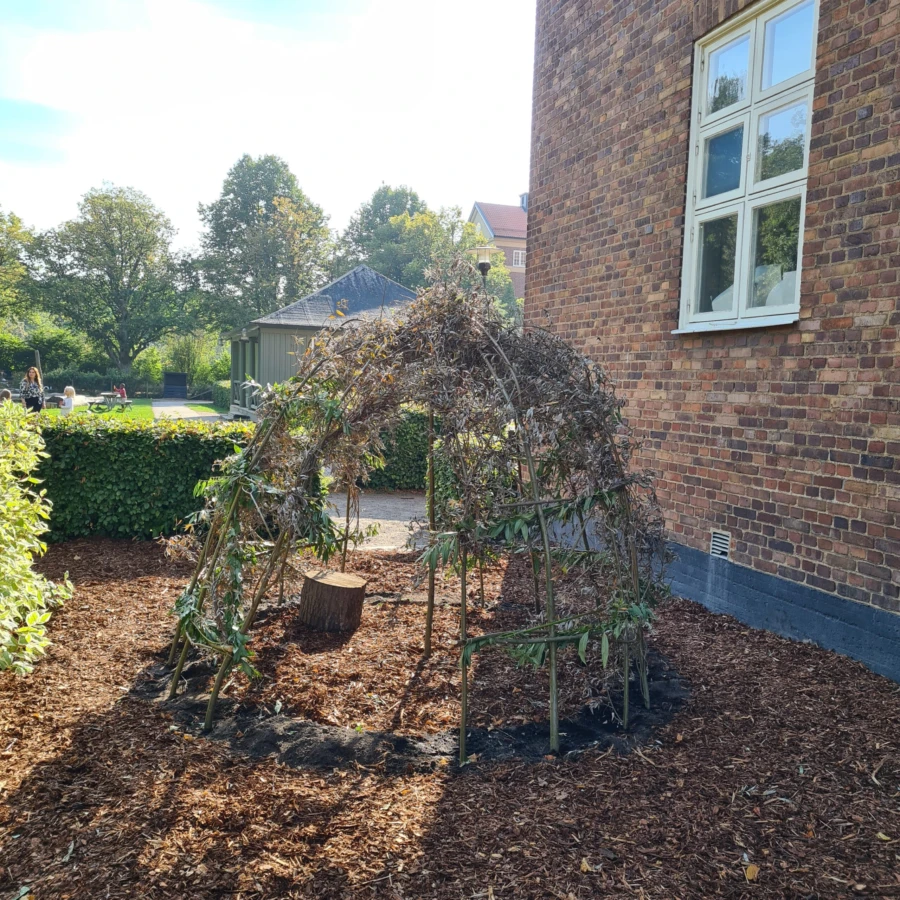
[672,312,799,335]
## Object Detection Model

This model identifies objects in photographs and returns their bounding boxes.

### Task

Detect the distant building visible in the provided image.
[468,196,528,298]
[228,265,415,418]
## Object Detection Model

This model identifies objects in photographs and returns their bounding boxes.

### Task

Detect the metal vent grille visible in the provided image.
[710,530,731,559]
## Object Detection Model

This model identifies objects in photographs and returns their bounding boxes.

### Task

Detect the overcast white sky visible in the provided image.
[0,0,536,248]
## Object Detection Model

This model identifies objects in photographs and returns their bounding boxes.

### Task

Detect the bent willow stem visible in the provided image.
[204,531,291,730]
[424,408,436,658]
[459,544,468,765]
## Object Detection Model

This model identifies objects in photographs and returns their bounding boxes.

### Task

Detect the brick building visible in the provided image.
[527,0,899,679]
[469,199,529,298]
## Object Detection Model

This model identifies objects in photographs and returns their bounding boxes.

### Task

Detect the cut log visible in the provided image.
[299,570,367,632]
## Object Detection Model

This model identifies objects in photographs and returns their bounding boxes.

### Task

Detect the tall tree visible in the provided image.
[198,154,332,328]
[333,184,426,276]
[29,186,186,370]
[0,208,32,319]
[361,206,519,320]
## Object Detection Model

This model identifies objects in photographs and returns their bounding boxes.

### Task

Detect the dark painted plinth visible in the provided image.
[668,542,900,684]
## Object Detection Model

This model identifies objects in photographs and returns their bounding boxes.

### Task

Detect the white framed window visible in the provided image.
[512,249,526,267]
[677,0,818,334]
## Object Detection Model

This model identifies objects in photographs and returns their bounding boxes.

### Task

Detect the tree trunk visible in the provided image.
[298,570,367,632]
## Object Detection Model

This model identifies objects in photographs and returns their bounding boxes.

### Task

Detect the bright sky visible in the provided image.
[0,0,536,248]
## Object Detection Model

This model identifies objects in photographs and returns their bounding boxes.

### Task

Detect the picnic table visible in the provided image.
[87,392,133,413]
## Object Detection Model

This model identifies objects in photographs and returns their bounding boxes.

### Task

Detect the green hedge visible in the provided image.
[366,411,431,491]
[212,380,231,411]
[38,417,253,541]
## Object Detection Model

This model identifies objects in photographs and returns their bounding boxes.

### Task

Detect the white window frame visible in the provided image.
[748,84,814,194]
[512,249,526,267]
[696,112,750,210]
[676,0,819,335]
[740,184,807,319]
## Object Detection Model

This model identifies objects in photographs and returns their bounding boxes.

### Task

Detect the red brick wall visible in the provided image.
[527,0,900,612]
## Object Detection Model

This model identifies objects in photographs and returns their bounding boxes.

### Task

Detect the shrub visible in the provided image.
[38,416,254,541]
[212,380,231,411]
[209,352,231,382]
[132,347,163,384]
[0,403,71,673]
[163,330,229,390]
[0,326,99,376]
[27,324,91,371]
[0,332,30,375]
[366,410,431,491]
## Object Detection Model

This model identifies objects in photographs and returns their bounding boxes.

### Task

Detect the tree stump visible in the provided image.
[298,570,367,632]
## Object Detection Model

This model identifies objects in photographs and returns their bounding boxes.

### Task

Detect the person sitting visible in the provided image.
[60,386,76,416]
[114,383,127,399]
[20,367,44,413]
[0,389,11,402]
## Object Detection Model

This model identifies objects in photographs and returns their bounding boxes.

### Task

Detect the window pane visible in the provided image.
[762,0,815,90]
[696,213,738,314]
[708,35,749,114]
[749,197,801,309]
[703,124,744,198]
[756,100,807,182]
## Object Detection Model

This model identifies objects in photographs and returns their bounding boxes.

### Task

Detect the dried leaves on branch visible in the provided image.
[165,258,669,749]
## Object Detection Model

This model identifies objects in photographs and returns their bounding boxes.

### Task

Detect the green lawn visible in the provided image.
[43,398,156,420]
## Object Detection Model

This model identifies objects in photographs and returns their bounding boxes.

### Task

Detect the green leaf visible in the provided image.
[577,630,590,664]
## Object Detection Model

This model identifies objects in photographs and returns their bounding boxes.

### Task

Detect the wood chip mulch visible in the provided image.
[1,538,898,899]
[220,552,635,738]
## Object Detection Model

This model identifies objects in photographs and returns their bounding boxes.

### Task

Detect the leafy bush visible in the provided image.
[27,324,92,371]
[212,380,231,411]
[132,347,163,384]
[429,434,517,526]
[0,332,30,375]
[0,403,71,673]
[209,352,231,381]
[0,325,98,375]
[163,330,230,390]
[366,410,431,491]
[38,416,254,541]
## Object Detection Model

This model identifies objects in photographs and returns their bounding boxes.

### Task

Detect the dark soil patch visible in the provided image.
[136,650,686,772]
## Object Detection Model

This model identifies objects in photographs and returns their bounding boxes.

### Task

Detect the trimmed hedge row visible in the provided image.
[212,380,231,411]
[35,408,430,543]
[38,417,253,541]
[367,411,431,491]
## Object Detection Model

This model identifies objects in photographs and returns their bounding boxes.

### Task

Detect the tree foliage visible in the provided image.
[0,402,70,673]
[28,185,187,370]
[163,329,229,388]
[0,207,32,319]
[198,154,332,328]
[341,203,518,319]
[333,184,426,277]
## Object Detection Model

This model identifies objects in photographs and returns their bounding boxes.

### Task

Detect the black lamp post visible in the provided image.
[471,245,499,290]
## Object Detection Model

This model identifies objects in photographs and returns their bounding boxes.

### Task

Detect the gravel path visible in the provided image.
[151,399,219,421]
[328,490,427,550]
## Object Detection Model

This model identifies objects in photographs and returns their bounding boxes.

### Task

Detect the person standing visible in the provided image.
[60,386,76,415]
[20,367,44,413]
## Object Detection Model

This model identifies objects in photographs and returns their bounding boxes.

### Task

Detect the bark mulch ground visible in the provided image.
[1,538,899,899]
